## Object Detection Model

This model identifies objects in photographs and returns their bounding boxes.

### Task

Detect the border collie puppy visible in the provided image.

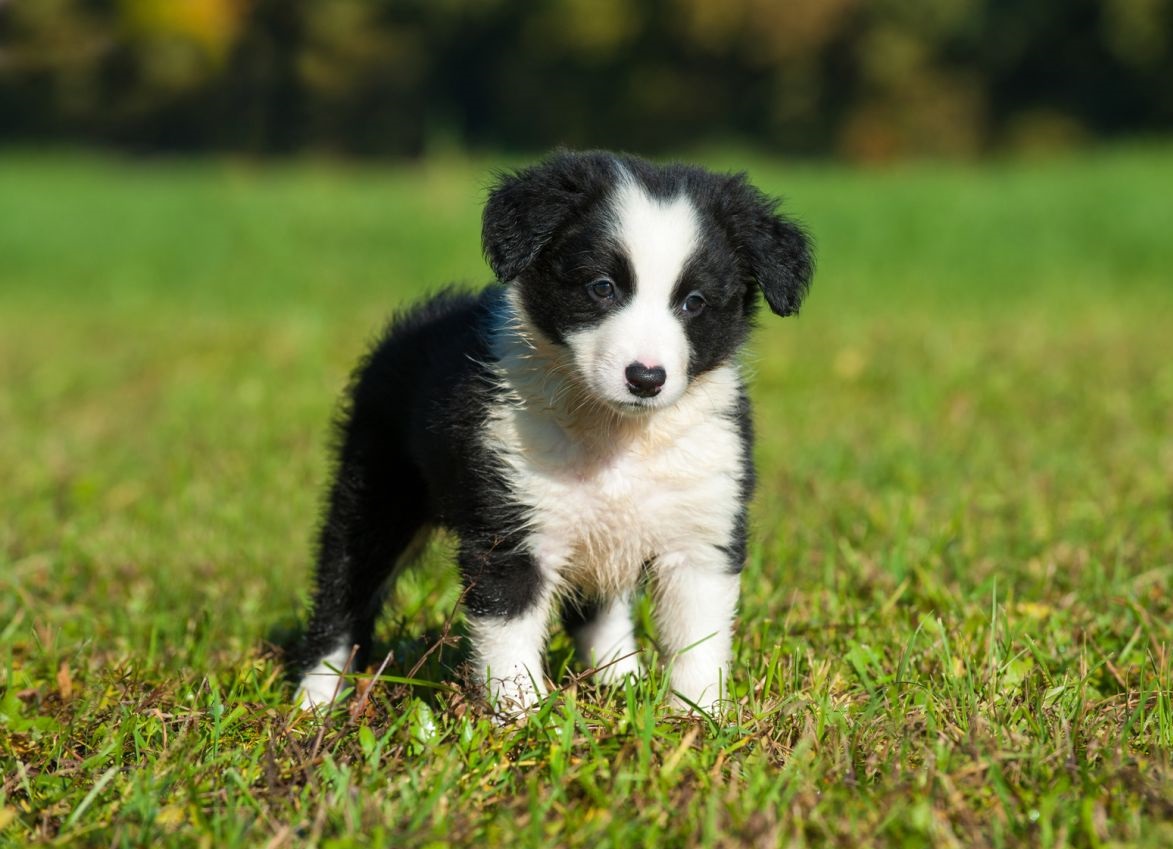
[292,150,813,716]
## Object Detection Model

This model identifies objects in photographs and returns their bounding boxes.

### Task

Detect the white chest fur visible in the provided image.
[483,358,746,597]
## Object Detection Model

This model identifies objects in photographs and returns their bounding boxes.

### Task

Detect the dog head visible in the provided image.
[483,151,813,413]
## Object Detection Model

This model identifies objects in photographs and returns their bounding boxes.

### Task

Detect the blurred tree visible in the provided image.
[0,0,1170,158]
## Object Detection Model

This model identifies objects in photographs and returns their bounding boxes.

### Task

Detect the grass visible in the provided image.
[1,145,1172,847]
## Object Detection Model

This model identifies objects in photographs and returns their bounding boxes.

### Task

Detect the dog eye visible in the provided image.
[587,278,617,304]
[681,292,707,315]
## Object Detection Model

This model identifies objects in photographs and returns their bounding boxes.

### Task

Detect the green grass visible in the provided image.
[2,145,1172,848]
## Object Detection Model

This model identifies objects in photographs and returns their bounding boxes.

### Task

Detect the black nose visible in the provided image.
[625,362,666,398]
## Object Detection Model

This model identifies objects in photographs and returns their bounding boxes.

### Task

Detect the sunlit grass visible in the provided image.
[1,146,1171,847]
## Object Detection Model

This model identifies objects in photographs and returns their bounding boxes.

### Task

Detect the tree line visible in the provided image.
[2,0,1170,159]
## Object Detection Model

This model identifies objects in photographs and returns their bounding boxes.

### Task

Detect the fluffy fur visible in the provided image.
[291,150,814,716]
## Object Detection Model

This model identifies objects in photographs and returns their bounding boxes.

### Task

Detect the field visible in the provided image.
[1,147,1171,847]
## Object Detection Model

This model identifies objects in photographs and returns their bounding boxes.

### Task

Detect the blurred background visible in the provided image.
[3,0,1172,161]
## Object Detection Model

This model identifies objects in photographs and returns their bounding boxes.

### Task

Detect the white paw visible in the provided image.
[573,596,643,685]
[298,679,345,711]
[485,671,546,723]
[296,647,353,711]
[667,661,729,716]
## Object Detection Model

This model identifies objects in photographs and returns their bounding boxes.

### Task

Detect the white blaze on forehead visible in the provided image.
[563,173,703,410]
[610,176,701,307]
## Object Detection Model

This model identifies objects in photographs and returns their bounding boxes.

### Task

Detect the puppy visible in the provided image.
[292,150,813,716]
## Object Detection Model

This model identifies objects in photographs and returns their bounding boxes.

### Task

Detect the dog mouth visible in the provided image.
[581,373,686,416]
[566,361,683,417]
[604,396,666,416]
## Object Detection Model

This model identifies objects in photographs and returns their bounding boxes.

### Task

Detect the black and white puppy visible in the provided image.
[292,150,813,715]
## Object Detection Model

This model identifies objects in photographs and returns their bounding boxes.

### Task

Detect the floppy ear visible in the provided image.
[482,152,613,282]
[721,175,815,317]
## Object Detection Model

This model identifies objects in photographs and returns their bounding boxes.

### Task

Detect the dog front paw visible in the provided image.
[484,670,546,724]
[667,661,730,717]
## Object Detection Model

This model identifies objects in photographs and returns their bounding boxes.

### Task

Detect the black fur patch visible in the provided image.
[292,287,544,672]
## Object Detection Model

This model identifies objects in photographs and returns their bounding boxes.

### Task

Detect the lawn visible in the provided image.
[1,146,1171,848]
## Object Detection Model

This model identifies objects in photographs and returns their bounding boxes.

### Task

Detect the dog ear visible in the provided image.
[720,175,815,317]
[482,152,612,282]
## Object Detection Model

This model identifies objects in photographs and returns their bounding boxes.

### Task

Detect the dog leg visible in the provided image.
[563,595,643,684]
[293,455,427,710]
[652,550,740,713]
[460,540,553,718]
[467,603,552,717]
